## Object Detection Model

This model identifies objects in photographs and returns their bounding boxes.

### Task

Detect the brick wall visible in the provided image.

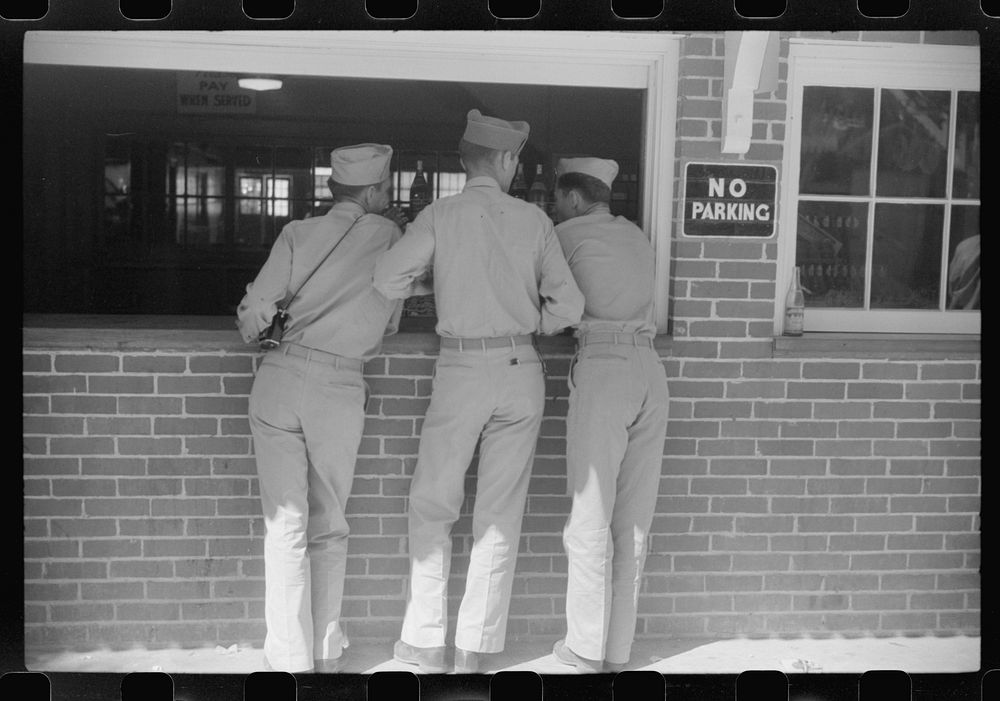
[21,30,980,652]
[22,339,980,650]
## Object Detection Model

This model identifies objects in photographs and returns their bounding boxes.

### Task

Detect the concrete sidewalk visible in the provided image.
[24,635,980,675]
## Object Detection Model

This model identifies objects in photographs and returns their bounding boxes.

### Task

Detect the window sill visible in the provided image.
[773,332,981,359]
[23,315,251,353]
[22,314,675,357]
[26,317,978,360]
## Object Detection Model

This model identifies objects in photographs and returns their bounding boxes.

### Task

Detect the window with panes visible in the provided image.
[795,87,979,312]
[782,42,980,334]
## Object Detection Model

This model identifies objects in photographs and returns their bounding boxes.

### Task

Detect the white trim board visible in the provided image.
[24,30,676,89]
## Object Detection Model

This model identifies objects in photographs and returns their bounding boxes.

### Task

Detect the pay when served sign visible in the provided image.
[176,73,256,114]
[682,162,777,237]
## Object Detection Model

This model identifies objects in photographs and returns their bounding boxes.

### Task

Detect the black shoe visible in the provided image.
[393,639,447,674]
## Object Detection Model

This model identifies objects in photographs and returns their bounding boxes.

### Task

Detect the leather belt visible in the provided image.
[439,334,534,351]
[578,332,655,349]
[279,343,364,371]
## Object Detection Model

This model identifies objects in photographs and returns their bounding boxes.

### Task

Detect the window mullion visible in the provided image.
[797,195,966,205]
[797,195,875,203]
[864,89,881,311]
[269,147,277,240]
[939,90,960,311]
[182,143,189,249]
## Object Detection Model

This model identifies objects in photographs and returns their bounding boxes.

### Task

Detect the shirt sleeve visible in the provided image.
[378,220,407,337]
[553,223,582,268]
[373,208,436,301]
[538,220,585,335]
[235,228,293,344]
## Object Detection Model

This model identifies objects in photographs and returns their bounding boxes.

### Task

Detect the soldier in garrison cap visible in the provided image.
[548,157,670,673]
[238,143,419,674]
[374,110,584,673]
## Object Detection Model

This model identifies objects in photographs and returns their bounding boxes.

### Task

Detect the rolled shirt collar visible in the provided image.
[464,175,503,190]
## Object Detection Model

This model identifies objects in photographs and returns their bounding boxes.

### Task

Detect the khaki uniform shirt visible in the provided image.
[373,176,584,337]
[947,235,980,310]
[554,208,657,338]
[237,201,403,361]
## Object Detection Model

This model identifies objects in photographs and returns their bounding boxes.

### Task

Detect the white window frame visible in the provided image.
[776,40,980,335]
[25,30,681,332]
[265,176,290,218]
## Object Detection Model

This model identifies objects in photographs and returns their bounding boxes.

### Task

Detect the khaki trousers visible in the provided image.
[400,344,545,653]
[249,350,366,672]
[563,342,669,664]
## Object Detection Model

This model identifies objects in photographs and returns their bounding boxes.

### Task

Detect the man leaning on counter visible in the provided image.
[374,109,585,674]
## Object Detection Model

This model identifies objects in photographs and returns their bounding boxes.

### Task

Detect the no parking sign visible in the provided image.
[682,162,777,237]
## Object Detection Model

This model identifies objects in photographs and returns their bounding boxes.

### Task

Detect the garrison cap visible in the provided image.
[330,143,393,186]
[556,157,620,189]
[462,109,530,152]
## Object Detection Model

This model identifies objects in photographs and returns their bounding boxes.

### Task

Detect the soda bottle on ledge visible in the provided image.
[529,164,548,210]
[510,163,528,200]
[783,265,805,336]
[409,160,430,217]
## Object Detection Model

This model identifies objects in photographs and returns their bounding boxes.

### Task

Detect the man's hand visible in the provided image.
[384,205,409,230]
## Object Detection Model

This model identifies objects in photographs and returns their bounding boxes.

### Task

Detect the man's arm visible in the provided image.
[376,219,412,337]
[236,230,293,343]
[538,221,585,335]
[373,208,436,301]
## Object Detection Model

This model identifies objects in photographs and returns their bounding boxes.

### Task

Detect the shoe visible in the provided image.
[262,657,314,673]
[314,656,344,673]
[454,648,480,674]
[393,639,447,674]
[552,638,602,673]
[604,661,627,673]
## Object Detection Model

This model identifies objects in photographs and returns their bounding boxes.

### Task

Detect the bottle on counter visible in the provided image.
[510,163,528,200]
[528,164,548,210]
[409,160,431,217]
[784,265,805,336]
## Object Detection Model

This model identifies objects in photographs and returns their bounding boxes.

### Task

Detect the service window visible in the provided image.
[24,32,680,326]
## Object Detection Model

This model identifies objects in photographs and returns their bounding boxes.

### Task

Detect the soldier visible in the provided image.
[373,110,584,673]
[548,158,670,673]
[237,144,412,674]
[947,234,980,310]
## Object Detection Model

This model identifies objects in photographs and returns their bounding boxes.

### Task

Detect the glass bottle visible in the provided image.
[528,164,548,209]
[784,266,805,336]
[510,163,528,200]
[409,160,430,217]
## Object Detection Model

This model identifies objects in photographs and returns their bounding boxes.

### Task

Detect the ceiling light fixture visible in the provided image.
[238,77,283,91]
